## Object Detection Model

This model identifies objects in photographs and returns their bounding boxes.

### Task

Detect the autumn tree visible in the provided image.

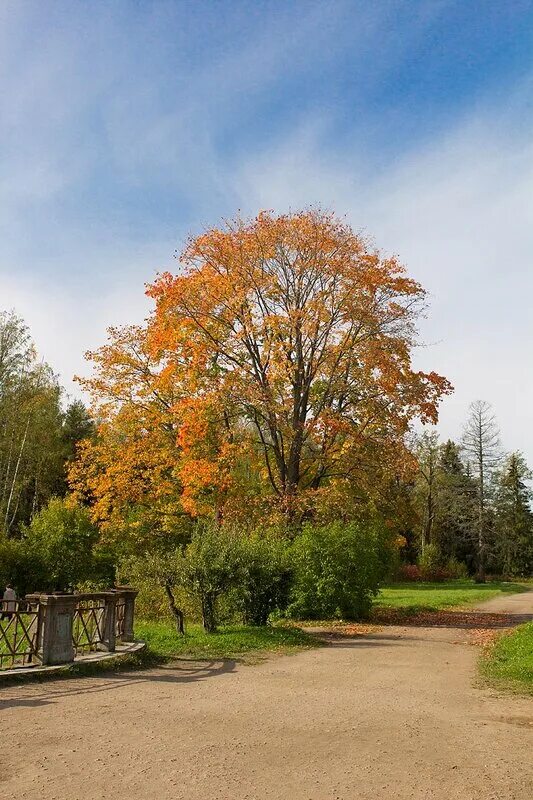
[461,400,501,582]
[75,210,451,527]
[70,324,190,550]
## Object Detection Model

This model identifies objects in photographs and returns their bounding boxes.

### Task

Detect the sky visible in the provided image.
[1,0,533,461]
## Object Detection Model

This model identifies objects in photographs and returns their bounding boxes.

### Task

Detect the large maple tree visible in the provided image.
[74,210,451,526]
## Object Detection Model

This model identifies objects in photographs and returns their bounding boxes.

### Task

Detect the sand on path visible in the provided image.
[1,592,532,800]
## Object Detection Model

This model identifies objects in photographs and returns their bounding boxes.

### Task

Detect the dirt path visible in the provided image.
[1,593,532,800]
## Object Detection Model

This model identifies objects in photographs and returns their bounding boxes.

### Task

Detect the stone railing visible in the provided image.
[0,586,137,670]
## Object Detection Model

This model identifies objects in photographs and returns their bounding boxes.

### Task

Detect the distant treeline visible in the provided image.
[1,307,532,612]
[0,310,94,536]
[410,405,533,579]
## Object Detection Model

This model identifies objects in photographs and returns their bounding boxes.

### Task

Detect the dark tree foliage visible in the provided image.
[493,453,533,576]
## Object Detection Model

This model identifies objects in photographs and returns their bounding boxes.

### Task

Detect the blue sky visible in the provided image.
[1,1,533,460]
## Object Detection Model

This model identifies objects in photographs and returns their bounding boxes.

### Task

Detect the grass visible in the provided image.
[374,580,529,614]
[480,621,533,694]
[1,623,317,684]
[135,620,320,662]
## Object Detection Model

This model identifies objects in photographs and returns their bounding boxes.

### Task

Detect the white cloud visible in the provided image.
[1,2,531,465]
[234,102,533,460]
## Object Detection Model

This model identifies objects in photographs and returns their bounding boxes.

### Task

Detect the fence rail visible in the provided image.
[0,600,41,669]
[72,595,107,654]
[0,587,137,671]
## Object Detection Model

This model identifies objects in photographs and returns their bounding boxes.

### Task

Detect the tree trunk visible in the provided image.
[201,594,217,633]
[476,439,486,583]
[164,580,185,635]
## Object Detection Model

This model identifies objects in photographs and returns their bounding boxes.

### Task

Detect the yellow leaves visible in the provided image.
[73,208,452,527]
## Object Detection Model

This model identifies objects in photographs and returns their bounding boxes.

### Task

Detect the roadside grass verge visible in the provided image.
[135,621,320,662]
[0,624,317,684]
[480,621,533,695]
[374,580,529,615]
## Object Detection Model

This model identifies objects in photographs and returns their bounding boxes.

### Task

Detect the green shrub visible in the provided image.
[235,535,292,626]
[0,535,39,597]
[446,556,469,579]
[120,528,292,632]
[417,543,444,581]
[176,523,247,632]
[119,550,197,631]
[287,519,390,620]
[118,553,173,622]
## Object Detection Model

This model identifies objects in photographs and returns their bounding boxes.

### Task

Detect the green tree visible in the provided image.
[62,400,95,458]
[493,452,533,576]
[412,431,440,551]
[54,399,96,495]
[434,440,477,568]
[176,523,246,632]
[22,497,111,592]
[0,311,67,534]
[236,534,291,626]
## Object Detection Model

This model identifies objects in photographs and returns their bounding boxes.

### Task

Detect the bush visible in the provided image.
[120,528,292,632]
[417,543,446,581]
[398,563,423,582]
[446,556,469,579]
[119,551,185,624]
[176,523,247,632]
[0,535,39,597]
[287,519,390,620]
[235,535,292,626]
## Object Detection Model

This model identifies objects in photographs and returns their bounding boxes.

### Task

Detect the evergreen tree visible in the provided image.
[434,440,477,569]
[54,399,96,495]
[493,452,533,576]
[62,400,95,460]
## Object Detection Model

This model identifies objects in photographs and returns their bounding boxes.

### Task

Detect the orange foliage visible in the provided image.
[73,210,452,526]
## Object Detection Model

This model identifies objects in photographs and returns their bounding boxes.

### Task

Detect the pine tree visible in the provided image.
[493,452,533,576]
[434,440,476,568]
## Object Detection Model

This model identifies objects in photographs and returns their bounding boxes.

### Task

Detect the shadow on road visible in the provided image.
[0,658,237,710]
[371,610,533,629]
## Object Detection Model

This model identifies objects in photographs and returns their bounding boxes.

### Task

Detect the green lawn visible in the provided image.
[374,580,529,614]
[135,620,319,661]
[480,622,533,694]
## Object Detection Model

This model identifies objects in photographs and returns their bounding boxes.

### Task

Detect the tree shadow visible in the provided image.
[383,582,530,594]
[372,610,533,629]
[321,637,407,649]
[0,658,237,710]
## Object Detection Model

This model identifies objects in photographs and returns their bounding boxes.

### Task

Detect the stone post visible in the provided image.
[101,592,117,652]
[116,586,138,642]
[37,594,77,666]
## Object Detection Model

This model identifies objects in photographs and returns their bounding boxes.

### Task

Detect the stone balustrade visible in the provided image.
[1,586,138,670]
